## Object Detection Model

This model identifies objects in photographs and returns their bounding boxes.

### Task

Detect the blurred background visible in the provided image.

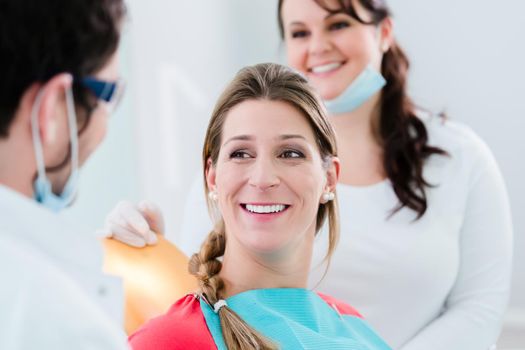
[63,0,525,347]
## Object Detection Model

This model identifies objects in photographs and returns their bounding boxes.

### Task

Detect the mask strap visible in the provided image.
[30,84,80,189]
[65,87,79,173]
[30,89,47,182]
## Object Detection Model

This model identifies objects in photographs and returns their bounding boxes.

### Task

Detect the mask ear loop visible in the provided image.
[30,88,48,185]
[65,86,79,175]
[31,84,80,197]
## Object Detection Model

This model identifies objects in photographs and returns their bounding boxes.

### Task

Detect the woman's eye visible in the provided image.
[280,150,305,159]
[329,21,350,31]
[291,30,309,39]
[230,151,251,159]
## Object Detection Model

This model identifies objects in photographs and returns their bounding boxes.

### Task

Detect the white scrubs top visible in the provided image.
[0,185,128,350]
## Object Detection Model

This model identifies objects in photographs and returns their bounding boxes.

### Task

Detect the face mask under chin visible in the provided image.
[323,64,386,115]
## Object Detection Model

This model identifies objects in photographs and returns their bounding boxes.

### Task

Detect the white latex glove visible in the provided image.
[101,200,165,248]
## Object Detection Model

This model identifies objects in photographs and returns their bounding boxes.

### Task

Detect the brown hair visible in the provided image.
[277,0,447,219]
[188,63,339,350]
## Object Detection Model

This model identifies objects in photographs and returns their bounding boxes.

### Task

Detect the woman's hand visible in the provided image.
[101,200,165,247]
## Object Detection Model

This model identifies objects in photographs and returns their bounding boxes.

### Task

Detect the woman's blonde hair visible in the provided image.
[188,63,339,350]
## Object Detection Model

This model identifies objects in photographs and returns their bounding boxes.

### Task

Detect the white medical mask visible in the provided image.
[323,64,386,115]
[30,86,80,212]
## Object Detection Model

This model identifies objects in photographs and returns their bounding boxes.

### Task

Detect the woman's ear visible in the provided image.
[205,157,222,222]
[205,158,217,192]
[378,17,394,53]
[325,156,340,193]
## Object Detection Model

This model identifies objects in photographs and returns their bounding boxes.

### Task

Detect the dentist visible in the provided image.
[0,0,128,348]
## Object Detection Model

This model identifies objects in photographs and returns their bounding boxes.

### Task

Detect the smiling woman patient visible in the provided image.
[128,63,392,350]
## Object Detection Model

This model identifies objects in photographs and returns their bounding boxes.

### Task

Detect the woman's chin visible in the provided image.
[241,236,288,256]
[315,85,345,102]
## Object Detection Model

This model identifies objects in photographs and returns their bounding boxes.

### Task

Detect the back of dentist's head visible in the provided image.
[0,0,125,137]
[0,0,126,210]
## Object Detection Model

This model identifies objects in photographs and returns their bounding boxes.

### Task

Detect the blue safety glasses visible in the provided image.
[81,77,125,112]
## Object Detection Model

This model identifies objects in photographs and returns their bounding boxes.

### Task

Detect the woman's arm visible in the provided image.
[401,138,513,350]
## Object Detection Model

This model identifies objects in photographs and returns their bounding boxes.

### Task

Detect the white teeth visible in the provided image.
[246,204,286,214]
[311,62,342,74]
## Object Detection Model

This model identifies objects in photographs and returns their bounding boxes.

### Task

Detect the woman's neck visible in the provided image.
[330,92,381,143]
[219,231,314,298]
[330,94,386,186]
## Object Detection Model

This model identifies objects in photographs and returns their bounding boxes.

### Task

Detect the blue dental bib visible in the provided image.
[200,288,391,349]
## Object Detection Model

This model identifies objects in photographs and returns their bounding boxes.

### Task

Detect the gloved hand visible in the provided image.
[100,200,165,248]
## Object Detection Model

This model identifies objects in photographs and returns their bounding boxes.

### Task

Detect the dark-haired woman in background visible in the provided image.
[108,1,513,349]
[275,1,513,349]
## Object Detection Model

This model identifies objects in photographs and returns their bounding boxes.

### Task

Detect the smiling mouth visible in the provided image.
[241,204,290,214]
[309,61,346,74]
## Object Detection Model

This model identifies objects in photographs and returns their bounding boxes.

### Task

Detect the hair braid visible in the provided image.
[189,229,277,350]
[189,229,225,299]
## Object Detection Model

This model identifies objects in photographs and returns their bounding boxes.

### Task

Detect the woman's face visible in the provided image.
[207,99,337,258]
[281,0,388,100]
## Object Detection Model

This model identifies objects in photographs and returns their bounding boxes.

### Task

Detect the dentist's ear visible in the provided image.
[377,17,394,53]
[29,73,73,145]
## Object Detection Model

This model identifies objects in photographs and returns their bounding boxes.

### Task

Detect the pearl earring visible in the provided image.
[322,191,335,202]
[208,190,218,201]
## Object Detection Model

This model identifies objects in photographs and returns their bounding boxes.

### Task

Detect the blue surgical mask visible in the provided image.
[324,64,386,115]
[31,86,80,212]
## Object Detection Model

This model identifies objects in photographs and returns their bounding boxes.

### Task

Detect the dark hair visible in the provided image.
[277,0,447,218]
[0,0,126,138]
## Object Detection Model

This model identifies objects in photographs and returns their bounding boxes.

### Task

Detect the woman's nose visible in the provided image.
[248,156,280,191]
[309,30,333,56]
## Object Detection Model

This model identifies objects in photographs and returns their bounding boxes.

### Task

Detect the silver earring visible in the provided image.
[322,191,335,202]
[208,190,218,202]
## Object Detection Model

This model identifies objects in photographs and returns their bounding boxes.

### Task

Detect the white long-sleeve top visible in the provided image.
[0,185,128,350]
[175,115,513,349]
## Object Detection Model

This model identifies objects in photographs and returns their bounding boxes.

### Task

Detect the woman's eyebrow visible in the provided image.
[279,134,306,141]
[223,135,253,147]
[223,134,307,146]
[288,20,305,27]
[288,13,338,27]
